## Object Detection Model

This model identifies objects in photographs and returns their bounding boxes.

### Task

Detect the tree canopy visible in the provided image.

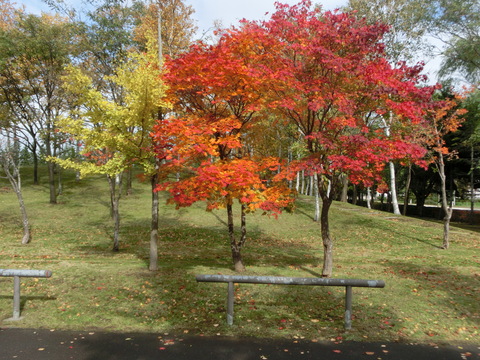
[152,0,440,274]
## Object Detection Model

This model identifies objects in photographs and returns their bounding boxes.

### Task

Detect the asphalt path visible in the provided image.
[0,328,479,360]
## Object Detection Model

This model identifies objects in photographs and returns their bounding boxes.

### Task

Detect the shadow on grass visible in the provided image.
[383,260,480,330]
[336,212,445,249]
[0,295,57,321]
[74,205,320,273]
[295,208,315,221]
[90,210,396,340]
[409,215,480,235]
[382,225,444,249]
[299,266,322,277]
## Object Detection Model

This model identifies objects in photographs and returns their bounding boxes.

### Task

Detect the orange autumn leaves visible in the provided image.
[152,0,446,216]
[159,157,292,215]
[154,17,294,214]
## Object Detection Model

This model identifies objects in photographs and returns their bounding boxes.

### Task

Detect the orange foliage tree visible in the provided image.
[155,29,294,272]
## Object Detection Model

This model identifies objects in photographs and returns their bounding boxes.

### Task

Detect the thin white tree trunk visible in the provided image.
[366,187,372,209]
[389,161,401,215]
[437,151,452,249]
[301,170,305,195]
[383,115,401,215]
[1,150,31,244]
[296,171,300,192]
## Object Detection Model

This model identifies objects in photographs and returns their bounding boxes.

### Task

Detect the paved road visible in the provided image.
[0,328,478,360]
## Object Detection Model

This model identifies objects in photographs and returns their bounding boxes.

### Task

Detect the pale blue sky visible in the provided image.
[20,0,348,38]
[188,0,347,35]
[18,0,440,81]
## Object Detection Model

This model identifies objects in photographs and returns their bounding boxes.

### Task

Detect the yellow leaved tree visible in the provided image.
[51,36,169,265]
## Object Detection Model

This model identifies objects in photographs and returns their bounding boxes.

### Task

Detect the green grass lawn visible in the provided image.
[0,169,479,345]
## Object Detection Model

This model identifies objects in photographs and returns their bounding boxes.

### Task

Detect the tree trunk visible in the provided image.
[75,141,81,182]
[366,187,372,209]
[14,181,31,244]
[314,173,320,221]
[437,152,451,249]
[45,127,58,204]
[149,172,159,271]
[227,201,246,272]
[443,209,452,249]
[389,161,401,215]
[300,170,305,195]
[415,195,426,216]
[403,165,412,216]
[295,171,300,192]
[320,194,333,277]
[340,174,348,202]
[57,166,63,196]
[315,173,334,277]
[48,161,57,204]
[240,204,247,248]
[32,141,39,185]
[107,174,122,252]
[383,116,401,215]
[470,145,475,225]
[2,158,31,244]
[287,148,293,189]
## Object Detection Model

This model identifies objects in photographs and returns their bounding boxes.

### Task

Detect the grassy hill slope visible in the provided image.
[0,170,479,344]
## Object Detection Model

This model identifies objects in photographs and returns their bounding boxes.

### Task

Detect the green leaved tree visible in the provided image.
[0,11,76,202]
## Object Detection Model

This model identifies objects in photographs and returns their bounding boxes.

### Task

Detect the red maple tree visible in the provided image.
[156,29,293,272]
[248,0,437,276]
